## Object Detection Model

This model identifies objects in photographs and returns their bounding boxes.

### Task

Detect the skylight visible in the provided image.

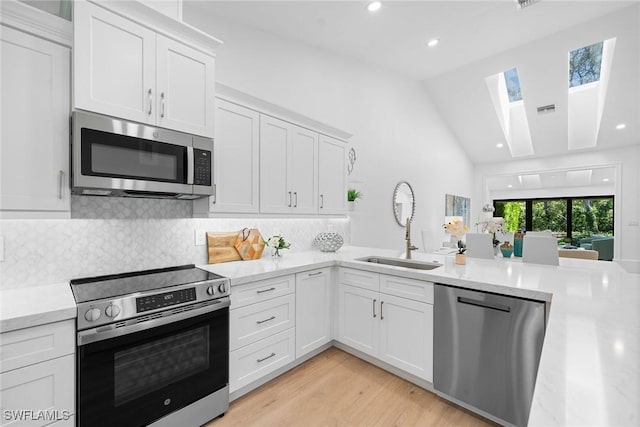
[569,41,603,88]
[503,68,522,102]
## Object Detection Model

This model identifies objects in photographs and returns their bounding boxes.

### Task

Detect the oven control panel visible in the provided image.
[75,278,230,331]
[136,287,196,313]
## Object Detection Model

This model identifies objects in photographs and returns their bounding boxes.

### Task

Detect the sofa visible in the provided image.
[580,236,613,260]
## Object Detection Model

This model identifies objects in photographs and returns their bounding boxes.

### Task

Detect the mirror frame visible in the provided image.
[392,181,416,226]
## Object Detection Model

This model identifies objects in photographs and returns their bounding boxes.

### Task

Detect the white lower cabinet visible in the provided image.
[337,269,434,382]
[229,328,296,393]
[0,320,75,426]
[295,268,332,358]
[230,294,295,351]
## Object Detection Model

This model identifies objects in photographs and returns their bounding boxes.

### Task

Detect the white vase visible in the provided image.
[347,201,355,211]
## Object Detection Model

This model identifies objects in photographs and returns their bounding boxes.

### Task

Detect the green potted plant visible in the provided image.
[347,188,362,211]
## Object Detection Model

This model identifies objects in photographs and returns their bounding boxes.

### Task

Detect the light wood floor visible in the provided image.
[206,347,493,427]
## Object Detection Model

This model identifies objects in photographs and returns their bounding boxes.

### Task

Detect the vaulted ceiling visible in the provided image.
[184,1,640,164]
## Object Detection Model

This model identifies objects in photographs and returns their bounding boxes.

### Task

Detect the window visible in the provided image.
[503,68,522,102]
[494,195,614,247]
[569,41,604,88]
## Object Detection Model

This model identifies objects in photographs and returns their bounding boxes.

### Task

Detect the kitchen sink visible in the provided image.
[355,256,442,270]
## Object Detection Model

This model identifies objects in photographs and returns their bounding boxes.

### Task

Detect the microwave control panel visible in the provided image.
[193,149,212,186]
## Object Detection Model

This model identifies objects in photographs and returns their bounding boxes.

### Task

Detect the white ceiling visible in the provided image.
[184,1,640,163]
[486,166,617,191]
[184,0,635,80]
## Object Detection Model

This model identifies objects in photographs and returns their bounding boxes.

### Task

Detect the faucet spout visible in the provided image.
[405,218,418,259]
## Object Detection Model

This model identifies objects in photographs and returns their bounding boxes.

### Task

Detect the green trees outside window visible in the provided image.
[493,196,613,246]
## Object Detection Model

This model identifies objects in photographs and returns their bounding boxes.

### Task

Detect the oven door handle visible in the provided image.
[77,297,230,346]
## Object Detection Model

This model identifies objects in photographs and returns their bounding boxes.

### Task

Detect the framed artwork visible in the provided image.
[445,194,471,227]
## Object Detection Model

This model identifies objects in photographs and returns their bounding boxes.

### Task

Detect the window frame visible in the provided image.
[493,195,614,240]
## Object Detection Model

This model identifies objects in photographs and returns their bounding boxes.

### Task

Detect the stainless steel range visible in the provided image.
[70,264,230,427]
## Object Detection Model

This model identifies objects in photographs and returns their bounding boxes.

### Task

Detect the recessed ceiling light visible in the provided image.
[367,1,381,12]
[496,143,504,148]
[603,178,610,182]
[427,39,439,48]
[507,184,513,188]
[616,123,626,130]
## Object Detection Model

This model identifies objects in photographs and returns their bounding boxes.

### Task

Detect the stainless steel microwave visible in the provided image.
[71,111,213,199]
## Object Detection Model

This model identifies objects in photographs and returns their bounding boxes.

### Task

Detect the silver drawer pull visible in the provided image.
[256,316,276,324]
[257,287,276,294]
[372,299,377,318]
[257,352,276,363]
[380,301,384,320]
[308,271,323,277]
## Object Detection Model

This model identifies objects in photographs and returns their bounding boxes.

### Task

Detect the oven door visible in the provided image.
[77,301,229,427]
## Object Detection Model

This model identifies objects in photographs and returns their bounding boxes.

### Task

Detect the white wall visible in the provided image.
[473,145,640,261]
[183,11,474,253]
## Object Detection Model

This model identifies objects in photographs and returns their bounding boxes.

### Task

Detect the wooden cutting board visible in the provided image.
[207,231,242,264]
[234,228,265,260]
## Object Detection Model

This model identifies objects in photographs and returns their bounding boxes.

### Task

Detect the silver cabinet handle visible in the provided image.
[294,191,298,208]
[308,271,323,277]
[212,184,217,204]
[257,287,276,294]
[160,92,166,118]
[58,170,64,199]
[256,316,276,325]
[320,194,324,209]
[380,301,384,320]
[288,191,292,207]
[148,88,153,115]
[372,299,377,318]
[257,352,276,363]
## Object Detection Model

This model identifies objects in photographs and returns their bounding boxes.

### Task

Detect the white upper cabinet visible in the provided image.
[0,24,71,214]
[259,115,318,214]
[319,135,346,214]
[73,0,216,137]
[207,99,260,213]
[74,2,155,124]
[156,35,215,136]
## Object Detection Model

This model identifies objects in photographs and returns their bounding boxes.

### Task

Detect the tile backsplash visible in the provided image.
[0,198,350,289]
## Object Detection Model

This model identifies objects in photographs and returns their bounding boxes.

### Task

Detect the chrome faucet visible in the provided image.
[405,218,418,259]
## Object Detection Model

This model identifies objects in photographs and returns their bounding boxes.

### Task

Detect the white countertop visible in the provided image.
[0,282,76,333]
[1,246,637,425]
[200,246,640,427]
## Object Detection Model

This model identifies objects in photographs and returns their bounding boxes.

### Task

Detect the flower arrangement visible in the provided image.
[264,235,291,257]
[444,219,468,254]
[476,217,505,247]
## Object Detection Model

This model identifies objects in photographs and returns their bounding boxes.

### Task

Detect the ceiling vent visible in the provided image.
[537,104,556,114]
[515,0,538,10]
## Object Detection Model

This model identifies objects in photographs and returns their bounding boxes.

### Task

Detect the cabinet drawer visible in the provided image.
[0,320,74,373]
[230,275,295,309]
[380,274,434,304]
[230,294,295,351]
[339,268,379,291]
[229,328,295,393]
[0,354,75,427]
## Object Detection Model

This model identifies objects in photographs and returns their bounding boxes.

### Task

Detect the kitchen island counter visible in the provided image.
[200,246,639,427]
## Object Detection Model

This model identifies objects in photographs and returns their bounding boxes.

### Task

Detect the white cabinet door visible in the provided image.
[318,135,346,214]
[0,26,70,212]
[0,354,75,427]
[295,268,332,358]
[337,284,379,358]
[208,99,259,213]
[74,0,155,124]
[378,293,433,381]
[259,115,291,214]
[156,35,215,137]
[289,126,318,214]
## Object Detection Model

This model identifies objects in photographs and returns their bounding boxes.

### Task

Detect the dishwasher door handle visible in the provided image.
[457,296,511,313]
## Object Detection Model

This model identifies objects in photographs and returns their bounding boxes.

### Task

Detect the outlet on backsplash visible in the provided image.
[195,230,207,246]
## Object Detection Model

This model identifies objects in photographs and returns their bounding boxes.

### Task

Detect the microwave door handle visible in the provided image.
[187,147,194,185]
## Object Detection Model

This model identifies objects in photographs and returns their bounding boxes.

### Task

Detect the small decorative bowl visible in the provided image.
[312,232,344,252]
[500,247,514,258]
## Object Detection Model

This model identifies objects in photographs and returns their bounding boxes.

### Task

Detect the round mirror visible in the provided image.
[393,181,415,226]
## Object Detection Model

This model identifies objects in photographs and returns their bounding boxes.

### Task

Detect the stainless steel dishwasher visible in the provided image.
[434,285,545,427]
